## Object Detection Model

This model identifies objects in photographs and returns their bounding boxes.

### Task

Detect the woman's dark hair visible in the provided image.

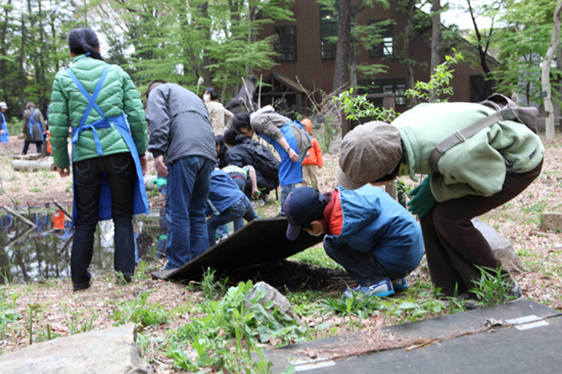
[205,87,218,100]
[231,112,252,133]
[215,135,225,148]
[26,102,36,110]
[223,129,237,146]
[68,28,104,61]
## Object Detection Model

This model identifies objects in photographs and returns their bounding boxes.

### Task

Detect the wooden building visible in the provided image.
[256,1,497,118]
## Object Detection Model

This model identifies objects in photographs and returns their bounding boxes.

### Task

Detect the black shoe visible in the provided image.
[116,275,132,285]
[73,283,91,292]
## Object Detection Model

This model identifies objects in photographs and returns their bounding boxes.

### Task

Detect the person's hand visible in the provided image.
[288,148,299,162]
[19,133,24,139]
[251,187,260,200]
[57,166,70,178]
[154,155,168,177]
[139,155,148,176]
[407,176,436,217]
[0,130,4,134]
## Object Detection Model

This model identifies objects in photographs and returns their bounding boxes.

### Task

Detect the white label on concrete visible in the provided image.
[505,315,541,325]
[289,357,337,372]
[514,320,550,331]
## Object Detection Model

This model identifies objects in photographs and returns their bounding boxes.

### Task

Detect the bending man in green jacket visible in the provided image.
[337,97,544,304]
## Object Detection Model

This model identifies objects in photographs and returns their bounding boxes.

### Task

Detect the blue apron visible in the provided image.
[28,109,43,142]
[0,112,8,143]
[67,64,149,226]
[259,120,304,186]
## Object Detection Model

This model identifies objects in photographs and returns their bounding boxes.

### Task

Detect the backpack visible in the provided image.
[429,93,538,173]
[246,141,280,182]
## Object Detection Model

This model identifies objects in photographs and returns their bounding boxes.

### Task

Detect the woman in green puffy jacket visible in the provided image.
[49,28,149,292]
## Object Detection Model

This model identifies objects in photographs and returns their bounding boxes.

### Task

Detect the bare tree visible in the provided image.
[542,0,562,140]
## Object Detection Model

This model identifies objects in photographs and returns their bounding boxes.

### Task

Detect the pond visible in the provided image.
[0,208,166,285]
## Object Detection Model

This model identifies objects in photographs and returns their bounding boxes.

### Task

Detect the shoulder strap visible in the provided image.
[66,64,110,127]
[28,109,38,125]
[428,106,535,173]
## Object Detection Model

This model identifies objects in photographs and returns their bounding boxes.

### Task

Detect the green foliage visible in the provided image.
[406,50,464,103]
[0,290,21,339]
[289,246,343,270]
[27,303,42,345]
[112,291,169,327]
[470,265,516,307]
[319,293,382,319]
[166,280,307,372]
[188,267,229,300]
[335,87,398,123]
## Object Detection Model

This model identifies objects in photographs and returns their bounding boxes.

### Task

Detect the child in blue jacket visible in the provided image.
[285,185,424,298]
[206,170,260,246]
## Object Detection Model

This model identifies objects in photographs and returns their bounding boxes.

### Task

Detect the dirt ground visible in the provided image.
[0,132,561,370]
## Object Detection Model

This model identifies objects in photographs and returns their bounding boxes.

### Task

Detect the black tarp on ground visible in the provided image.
[265,299,562,373]
[151,217,323,281]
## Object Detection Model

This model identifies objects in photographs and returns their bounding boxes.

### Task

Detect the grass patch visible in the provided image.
[289,246,343,270]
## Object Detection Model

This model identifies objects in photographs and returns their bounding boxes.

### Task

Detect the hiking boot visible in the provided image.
[507,281,523,302]
[392,277,409,292]
[343,278,395,298]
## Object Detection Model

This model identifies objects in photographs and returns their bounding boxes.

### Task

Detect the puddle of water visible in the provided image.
[0,208,166,284]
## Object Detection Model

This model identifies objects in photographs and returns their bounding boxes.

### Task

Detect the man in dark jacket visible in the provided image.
[146,80,216,269]
[224,130,279,199]
[21,102,47,155]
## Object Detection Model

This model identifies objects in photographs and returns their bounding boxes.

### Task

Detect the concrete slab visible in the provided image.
[265,300,561,373]
[151,217,323,281]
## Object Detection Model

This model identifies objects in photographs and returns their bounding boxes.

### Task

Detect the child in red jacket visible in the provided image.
[300,118,323,188]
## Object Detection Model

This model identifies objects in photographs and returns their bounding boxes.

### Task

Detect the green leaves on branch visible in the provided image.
[335,87,397,123]
[406,50,464,103]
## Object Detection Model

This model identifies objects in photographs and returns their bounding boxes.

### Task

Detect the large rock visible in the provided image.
[244,281,300,322]
[473,218,525,273]
[0,323,153,374]
[540,212,562,231]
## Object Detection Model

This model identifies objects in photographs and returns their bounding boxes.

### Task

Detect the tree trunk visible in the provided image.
[0,0,12,94]
[348,10,358,90]
[466,0,493,78]
[542,0,562,140]
[429,0,441,102]
[403,1,417,108]
[332,0,351,93]
[19,6,25,112]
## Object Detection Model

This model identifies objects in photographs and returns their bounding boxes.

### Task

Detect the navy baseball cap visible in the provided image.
[284,187,324,241]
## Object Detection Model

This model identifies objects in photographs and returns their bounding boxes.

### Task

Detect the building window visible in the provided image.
[320,1,338,60]
[359,78,406,106]
[369,20,393,57]
[274,26,297,62]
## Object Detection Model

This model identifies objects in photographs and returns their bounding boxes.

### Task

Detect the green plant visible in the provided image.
[188,267,229,300]
[68,315,96,335]
[166,280,306,372]
[112,292,169,327]
[406,50,464,103]
[27,303,42,345]
[335,87,397,123]
[289,246,343,270]
[29,187,41,192]
[0,291,21,339]
[470,265,516,307]
[319,293,382,319]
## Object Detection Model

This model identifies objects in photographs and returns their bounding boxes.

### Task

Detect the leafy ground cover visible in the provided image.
[0,133,561,373]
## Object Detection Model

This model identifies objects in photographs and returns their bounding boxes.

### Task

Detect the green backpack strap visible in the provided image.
[428,94,538,173]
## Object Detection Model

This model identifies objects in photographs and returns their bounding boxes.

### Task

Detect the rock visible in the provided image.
[539,212,562,231]
[244,281,300,322]
[0,323,153,374]
[328,134,342,154]
[473,218,525,273]
[144,175,158,191]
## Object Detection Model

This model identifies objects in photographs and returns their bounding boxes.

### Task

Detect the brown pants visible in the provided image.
[301,164,319,188]
[420,161,543,297]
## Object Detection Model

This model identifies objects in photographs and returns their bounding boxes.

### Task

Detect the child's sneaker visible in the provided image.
[343,278,395,298]
[507,280,523,302]
[392,277,409,292]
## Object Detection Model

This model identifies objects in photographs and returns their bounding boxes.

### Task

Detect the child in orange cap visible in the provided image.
[300,118,323,188]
